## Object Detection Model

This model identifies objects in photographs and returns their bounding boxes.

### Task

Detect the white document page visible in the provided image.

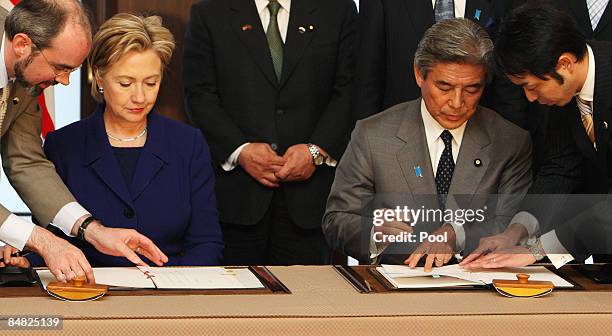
[377,267,481,288]
[381,264,574,288]
[36,267,155,289]
[138,266,265,289]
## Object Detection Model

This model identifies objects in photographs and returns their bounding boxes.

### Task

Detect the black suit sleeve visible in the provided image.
[351,0,386,121]
[182,4,247,164]
[309,1,358,159]
[553,195,612,262]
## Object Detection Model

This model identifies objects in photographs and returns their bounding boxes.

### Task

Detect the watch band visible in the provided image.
[308,143,319,157]
[77,216,97,241]
[527,238,546,261]
[308,143,334,166]
[307,143,323,165]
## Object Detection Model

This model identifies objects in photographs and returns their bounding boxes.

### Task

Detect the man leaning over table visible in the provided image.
[0,0,167,282]
[323,18,532,271]
[461,3,612,269]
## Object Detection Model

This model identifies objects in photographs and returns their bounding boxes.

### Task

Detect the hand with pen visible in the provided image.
[0,245,30,268]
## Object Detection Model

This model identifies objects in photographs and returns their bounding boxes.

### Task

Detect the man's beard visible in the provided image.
[14,53,57,96]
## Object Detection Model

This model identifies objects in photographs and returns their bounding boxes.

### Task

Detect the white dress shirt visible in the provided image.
[431,0,467,19]
[222,0,292,171]
[0,34,89,250]
[0,33,9,88]
[421,99,467,252]
[510,45,596,268]
[421,100,466,176]
[370,100,468,260]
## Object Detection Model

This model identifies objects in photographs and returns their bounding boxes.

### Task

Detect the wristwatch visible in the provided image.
[308,143,327,166]
[527,238,546,261]
[77,216,97,241]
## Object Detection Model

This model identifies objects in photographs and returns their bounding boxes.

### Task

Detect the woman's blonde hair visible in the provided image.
[88,13,175,102]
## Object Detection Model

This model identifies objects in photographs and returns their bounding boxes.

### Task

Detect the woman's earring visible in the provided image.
[98,87,104,94]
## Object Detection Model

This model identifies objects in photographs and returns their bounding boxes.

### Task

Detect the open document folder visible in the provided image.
[36,267,265,290]
[377,264,574,289]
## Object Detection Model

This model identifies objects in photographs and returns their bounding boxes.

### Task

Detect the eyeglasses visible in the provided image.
[32,43,80,78]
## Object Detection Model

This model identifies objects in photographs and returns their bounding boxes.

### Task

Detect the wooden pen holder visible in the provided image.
[493,273,554,298]
[47,276,108,301]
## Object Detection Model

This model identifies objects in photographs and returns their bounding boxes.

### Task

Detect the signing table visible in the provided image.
[0,266,611,335]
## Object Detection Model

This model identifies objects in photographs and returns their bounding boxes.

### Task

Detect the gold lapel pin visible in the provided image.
[298,26,306,34]
[241,24,253,31]
[308,25,314,31]
[12,97,19,105]
[474,159,482,167]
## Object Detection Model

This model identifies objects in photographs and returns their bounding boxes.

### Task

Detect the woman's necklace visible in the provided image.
[107,128,147,142]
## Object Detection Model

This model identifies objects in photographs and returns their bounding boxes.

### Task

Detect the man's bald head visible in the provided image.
[5,0,92,49]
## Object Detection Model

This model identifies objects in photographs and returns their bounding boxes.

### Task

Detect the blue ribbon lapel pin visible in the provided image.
[414,166,423,178]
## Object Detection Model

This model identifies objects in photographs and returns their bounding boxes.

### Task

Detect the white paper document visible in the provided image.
[137,266,265,289]
[36,268,155,290]
[378,264,574,289]
[36,267,265,290]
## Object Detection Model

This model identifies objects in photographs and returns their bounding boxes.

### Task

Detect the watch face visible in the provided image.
[314,155,325,165]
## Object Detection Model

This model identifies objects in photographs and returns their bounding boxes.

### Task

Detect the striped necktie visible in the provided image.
[435,0,455,23]
[0,85,11,136]
[576,96,596,146]
[587,0,610,30]
[266,0,283,82]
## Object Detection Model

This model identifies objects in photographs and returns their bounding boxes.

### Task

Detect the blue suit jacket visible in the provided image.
[40,105,223,266]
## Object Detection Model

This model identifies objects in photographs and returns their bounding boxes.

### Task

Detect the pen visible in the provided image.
[0,251,32,264]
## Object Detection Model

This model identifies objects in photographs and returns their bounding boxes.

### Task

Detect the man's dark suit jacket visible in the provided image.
[182,0,357,229]
[352,0,524,122]
[565,0,612,40]
[523,41,612,261]
[529,1,612,173]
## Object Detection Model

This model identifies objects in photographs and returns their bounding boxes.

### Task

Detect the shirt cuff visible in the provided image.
[510,211,539,238]
[369,226,387,263]
[0,214,35,251]
[221,143,250,171]
[51,202,90,237]
[448,221,465,252]
[540,230,574,269]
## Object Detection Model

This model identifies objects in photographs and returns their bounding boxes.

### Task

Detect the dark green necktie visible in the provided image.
[266,0,283,81]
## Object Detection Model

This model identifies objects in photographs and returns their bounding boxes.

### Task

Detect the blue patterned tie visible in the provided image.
[435,130,455,209]
[267,0,283,82]
[435,0,455,23]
